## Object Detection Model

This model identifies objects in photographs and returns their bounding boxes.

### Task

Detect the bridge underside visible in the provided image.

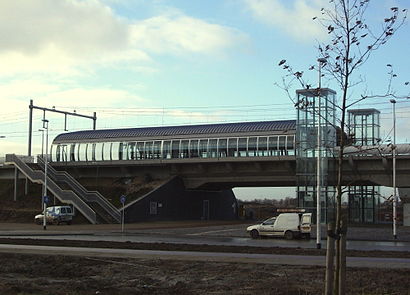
[29,155,410,190]
[2,155,410,190]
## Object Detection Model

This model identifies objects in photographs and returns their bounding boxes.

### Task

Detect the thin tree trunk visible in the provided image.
[339,219,347,295]
[325,223,335,295]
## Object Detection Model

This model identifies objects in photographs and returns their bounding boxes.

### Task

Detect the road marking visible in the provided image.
[187,229,239,236]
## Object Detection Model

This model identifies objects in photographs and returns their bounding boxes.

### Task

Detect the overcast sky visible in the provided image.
[0,0,409,199]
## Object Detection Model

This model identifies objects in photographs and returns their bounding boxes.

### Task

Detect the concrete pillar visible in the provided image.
[14,168,18,201]
[398,188,410,227]
[25,177,29,195]
[403,203,410,227]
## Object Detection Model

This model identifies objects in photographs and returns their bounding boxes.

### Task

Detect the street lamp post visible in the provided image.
[316,57,326,250]
[42,119,49,230]
[39,129,45,198]
[390,99,397,239]
[38,129,44,156]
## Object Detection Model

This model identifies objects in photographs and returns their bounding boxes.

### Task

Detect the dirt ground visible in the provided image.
[0,239,409,295]
[0,251,409,295]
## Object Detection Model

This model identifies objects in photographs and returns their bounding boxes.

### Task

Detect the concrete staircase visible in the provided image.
[37,156,121,223]
[5,154,97,224]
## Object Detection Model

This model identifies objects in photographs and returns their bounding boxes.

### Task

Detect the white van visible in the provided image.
[34,206,74,225]
[246,212,312,239]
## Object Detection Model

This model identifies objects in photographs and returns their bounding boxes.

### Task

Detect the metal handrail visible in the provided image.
[5,154,97,224]
[37,156,120,223]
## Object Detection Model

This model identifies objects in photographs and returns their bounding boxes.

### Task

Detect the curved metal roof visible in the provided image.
[53,120,296,143]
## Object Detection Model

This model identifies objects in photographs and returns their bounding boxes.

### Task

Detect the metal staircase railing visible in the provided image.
[37,156,121,223]
[5,154,97,224]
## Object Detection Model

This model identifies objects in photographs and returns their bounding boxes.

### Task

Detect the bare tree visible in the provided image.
[277,1,407,294]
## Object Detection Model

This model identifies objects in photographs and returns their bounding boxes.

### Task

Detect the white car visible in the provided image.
[246,213,312,240]
[35,206,74,225]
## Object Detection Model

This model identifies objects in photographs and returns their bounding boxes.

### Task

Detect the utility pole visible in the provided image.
[316,57,326,249]
[42,119,49,231]
[27,100,97,156]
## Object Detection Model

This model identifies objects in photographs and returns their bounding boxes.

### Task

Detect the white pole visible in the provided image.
[39,129,45,198]
[122,203,125,233]
[43,119,49,230]
[316,58,326,249]
[391,99,397,239]
[39,129,44,156]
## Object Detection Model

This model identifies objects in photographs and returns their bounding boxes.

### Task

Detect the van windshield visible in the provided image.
[263,217,276,225]
[302,214,311,224]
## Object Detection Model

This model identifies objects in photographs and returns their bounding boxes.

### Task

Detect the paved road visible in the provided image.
[1,222,410,252]
[0,243,409,269]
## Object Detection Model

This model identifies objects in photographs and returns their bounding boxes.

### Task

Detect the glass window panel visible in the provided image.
[78,144,86,161]
[91,143,97,161]
[180,140,189,158]
[95,143,103,161]
[103,142,111,161]
[111,142,120,160]
[171,140,180,159]
[61,145,68,162]
[127,142,136,160]
[55,145,62,162]
[145,141,153,159]
[153,141,161,159]
[286,136,294,149]
[199,139,208,158]
[228,138,237,157]
[238,138,247,157]
[162,141,171,159]
[258,137,267,156]
[248,137,257,157]
[209,139,217,158]
[189,140,198,158]
[119,142,125,160]
[74,143,80,162]
[61,145,67,162]
[218,138,227,157]
[54,144,59,162]
[136,142,144,159]
[69,144,75,161]
[268,136,278,155]
[278,136,286,155]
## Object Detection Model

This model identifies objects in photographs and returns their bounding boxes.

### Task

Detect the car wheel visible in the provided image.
[250,229,259,239]
[66,221,72,225]
[303,233,311,239]
[284,230,294,240]
[35,219,41,225]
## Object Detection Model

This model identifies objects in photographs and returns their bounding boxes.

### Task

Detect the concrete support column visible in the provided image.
[25,177,29,195]
[14,168,19,201]
[403,203,410,227]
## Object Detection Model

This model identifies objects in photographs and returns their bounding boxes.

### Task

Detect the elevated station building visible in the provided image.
[3,88,406,224]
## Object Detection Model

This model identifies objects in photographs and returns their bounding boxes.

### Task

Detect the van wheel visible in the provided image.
[285,230,294,240]
[250,229,259,239]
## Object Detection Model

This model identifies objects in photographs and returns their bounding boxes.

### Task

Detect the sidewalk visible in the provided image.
[314,224,410,242]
